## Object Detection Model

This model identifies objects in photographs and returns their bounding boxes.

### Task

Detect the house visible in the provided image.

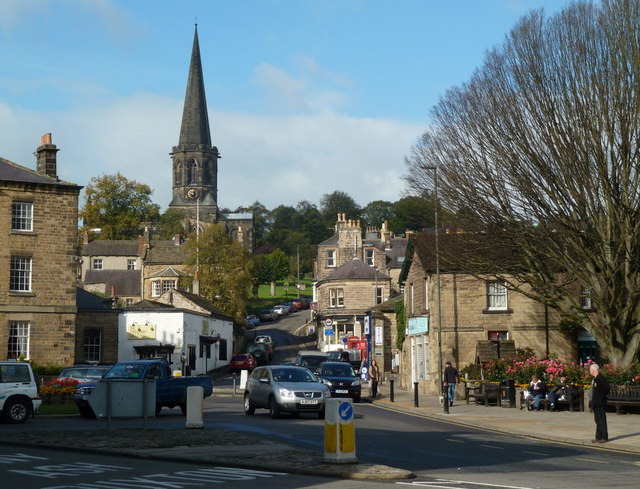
[75,287,120,365]
[120,289,233,374]
[398,232,583,394]
[0,134,82,365]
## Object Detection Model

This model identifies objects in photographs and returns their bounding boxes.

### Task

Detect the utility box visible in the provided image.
[89,379,156,418]
[324,398,357,464]
[500,378,516,408]
[185,385,204,428]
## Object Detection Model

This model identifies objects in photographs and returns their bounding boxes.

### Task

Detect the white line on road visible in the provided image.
[575,457,608,464]
[479,444,504,450]
[521,450,549,456]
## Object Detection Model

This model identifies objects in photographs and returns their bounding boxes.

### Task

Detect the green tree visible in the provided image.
[252,249,290,296]
[404,0,640,365]
[80,173,160,239]
[361,200,394,229]
[320,190,361,227]
[155,208,187,240]
[390,195,436,234]
[184,224,252,331]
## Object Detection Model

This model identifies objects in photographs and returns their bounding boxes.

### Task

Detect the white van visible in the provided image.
[0,362,41,423]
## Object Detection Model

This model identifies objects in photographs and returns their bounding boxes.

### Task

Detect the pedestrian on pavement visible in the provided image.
[547,374,571,411]
[527,375,547,411]
[443,361,458,407]
[370,359,381,398]
[589,363,610,443]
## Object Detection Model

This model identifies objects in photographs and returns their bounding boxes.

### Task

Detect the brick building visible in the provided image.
[0,134,82,365]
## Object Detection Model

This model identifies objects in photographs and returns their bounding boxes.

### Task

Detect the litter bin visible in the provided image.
[500,379,516,408]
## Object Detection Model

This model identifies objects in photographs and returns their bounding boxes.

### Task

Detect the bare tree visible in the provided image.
[404,0,640,365]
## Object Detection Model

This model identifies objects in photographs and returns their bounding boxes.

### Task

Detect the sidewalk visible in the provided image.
[367,382,640,454]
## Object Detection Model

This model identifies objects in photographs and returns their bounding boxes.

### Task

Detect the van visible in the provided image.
[295,350,329,374]
[0,362,41,423]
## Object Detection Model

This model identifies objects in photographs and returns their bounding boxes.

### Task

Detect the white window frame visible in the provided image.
[8,321,30,360]
[127,259,136,270]
[10,256,32,292]
[83,329,101,363]
[92,258,103,270]
[424,278,430,310]
[327,250,336,268]
[375,286,383,305]
[487,281,508,310]
[151,280,161,297]
[581,287,592,310]
[162,279,177,293]
[11,202,33,231]
[329,288,344,308]
[365,248,374,266]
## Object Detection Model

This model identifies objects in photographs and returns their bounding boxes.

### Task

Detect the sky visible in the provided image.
[0,0,571,212]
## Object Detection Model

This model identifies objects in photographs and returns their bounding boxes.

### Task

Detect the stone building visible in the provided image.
[168,26,254,252]
[0,134,82,365]
[398,232,584,394]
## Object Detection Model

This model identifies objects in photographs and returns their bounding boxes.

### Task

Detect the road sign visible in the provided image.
[324,318,333,327]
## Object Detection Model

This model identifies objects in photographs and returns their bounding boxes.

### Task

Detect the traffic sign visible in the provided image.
[324,318,333,327]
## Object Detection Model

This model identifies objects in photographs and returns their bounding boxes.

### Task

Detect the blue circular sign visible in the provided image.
[338,401,353,421]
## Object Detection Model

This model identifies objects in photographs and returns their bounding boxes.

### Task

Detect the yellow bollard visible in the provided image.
[323,398,357,463]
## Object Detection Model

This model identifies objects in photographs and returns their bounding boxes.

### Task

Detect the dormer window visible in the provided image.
[327,250,336,268]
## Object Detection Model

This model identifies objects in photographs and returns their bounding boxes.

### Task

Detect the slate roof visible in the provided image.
[82,240,139,257]
[127,299,175,310]
[76,287,116,310]
[317,234,339,247]
[144,241,186,264]
[147,266,187,279]
[319,258,390,283]
[0,157,80,188]
[83,270,141,296]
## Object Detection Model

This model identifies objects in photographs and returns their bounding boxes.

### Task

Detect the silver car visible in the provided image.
[244,365,330,419]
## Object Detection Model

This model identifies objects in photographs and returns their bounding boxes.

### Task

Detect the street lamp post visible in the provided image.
[427,165,448,414]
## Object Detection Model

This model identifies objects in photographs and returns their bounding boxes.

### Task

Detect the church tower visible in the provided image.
[169,25,220,228]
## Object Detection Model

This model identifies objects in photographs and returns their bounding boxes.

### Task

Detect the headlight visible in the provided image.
[351,380,360,387]
[278,387,295,399]
[322,389,331,398]
[322,379,332,386]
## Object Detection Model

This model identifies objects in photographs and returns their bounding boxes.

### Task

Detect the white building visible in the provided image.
[118,289,233,375]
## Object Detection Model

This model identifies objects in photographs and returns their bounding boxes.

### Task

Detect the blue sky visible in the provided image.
[0,0,570,211]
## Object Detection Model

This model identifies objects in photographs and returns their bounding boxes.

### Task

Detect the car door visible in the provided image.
[250,368,270,408]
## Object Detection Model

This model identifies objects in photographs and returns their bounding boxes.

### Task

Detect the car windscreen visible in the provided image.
[104,364,146,379]
[300,356,327,369]
[271,369,317,383]
[231,355,247,361]
[322,364,356,377]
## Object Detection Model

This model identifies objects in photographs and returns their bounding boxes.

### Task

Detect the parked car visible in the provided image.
[245,314,260,329]
[0,362,41,423]
[247,342,273,365]
[56,365,112,384]
[243,365,330,418]
[255,335,276,351]
[272,305,289,316]
[295,350,329,375]
[282,302,297,313]
[326,349,363,373]
[318,361,362,402]
[259,309,279,321]
[229,353,257,374]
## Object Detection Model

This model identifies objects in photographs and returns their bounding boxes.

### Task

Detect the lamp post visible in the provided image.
[427,165,447,414]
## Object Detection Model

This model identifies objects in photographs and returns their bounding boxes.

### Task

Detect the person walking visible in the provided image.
[443,361,458,407]
[369,359,381,398]
[589,363,610,443]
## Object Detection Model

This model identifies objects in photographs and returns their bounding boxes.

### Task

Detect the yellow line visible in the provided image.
[575,457,608,464]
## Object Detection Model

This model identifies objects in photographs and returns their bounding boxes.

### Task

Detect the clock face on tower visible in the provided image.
[186,188,199,200]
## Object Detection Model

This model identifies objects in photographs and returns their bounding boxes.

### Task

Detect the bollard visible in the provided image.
[232,373,237,395]
[324,398,357,463]
[390,379,395,403]
[443,382,449,414]
[414,381,419,407]
[185,386,204,428]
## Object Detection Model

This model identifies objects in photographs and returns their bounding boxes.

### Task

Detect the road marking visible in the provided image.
[522,450,549,456]
[575,457,608,464]
[479,444,504,450]
[397,480,533,488]
[446,438,465,443]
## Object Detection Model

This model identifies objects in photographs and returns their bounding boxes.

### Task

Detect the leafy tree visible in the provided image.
[390,195,436,234]
[80,173,160,239]
[361,200,394,229]
[183,224,252,331]
[252,249,290,296]
[320,190,361,226]
[155,208,187,240]
[237,201,270,246]
[295,200,331,244]
[404,0,640,365]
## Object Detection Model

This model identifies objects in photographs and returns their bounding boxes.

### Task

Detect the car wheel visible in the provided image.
[78,405,96,419]
[318,408,325,420]
[269,396,281,419]
[3,398,30,424]
[179,402,187,415]
[244,394,255,415]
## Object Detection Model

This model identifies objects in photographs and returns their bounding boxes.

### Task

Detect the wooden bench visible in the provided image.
[519,385,584,411]
[608,385,640,414]
[466,382,501,407]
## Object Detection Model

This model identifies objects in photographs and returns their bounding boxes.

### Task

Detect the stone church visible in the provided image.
[168,26,254,252]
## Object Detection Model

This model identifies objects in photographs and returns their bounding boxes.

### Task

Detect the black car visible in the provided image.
[318,361,362,402]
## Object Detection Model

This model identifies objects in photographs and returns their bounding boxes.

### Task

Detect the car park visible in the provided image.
[229,353,257,374]
[56,365,112,384]
[245,314,260,329]
[243,365,330,418]
[272,305,289,316]
[259,309,279,321]
[318,361,362,402]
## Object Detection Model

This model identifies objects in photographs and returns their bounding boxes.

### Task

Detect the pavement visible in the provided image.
[3,381,640,481]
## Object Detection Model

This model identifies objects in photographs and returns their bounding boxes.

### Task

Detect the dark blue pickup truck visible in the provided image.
[74,359,213,418]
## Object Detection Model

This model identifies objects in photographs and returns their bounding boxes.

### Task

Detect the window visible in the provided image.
[125,298,134,306]
[92,258,103,270]
[424,278,430,310]
[152,279,176,297]
[329,288,344,307]
[10,256,32,292]
[487,281,508,310]
[365,249,374,266]
[8,321,29,359]
[127,259,136,270]
[83,329,101,363]
[162,280,177,293]
[375,286,383,305]
[327,250,336,268]
[151,281,161,297]
[11,202,33,231]
[581,287,593,310]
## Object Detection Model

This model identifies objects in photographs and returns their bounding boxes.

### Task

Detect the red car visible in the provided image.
[229,353,257,374]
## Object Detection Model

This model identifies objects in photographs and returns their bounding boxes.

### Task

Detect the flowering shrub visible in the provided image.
[463,357,640,387]
[39,378,80,396]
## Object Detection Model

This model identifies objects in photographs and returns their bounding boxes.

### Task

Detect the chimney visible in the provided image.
[83,231,89,245]
[174,234,181,245]
[36,133,59,179]
[137,235,144,255]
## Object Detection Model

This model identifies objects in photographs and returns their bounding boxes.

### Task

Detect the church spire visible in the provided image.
[178,25,211,148]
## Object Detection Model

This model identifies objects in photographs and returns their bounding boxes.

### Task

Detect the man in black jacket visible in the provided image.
[443,361,458,407]
[589,363,611,443]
